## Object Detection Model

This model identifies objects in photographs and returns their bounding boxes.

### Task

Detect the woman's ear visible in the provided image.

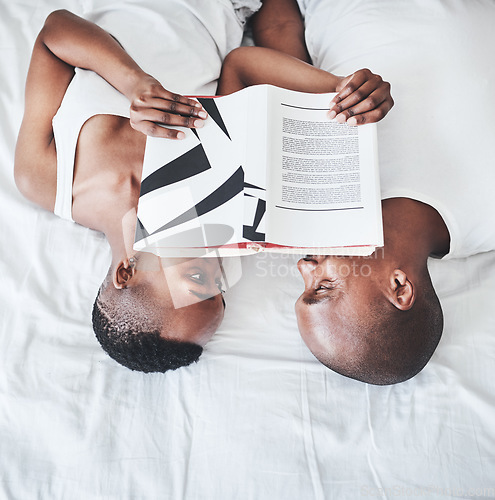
[387,269,415,311]
[112,259,136,289]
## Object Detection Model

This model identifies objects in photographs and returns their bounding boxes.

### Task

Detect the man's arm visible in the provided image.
[236,1,394,125]
[218,47,393,126]
[251,0,311,63]
[15,10,206,210]
[218,46,338,95]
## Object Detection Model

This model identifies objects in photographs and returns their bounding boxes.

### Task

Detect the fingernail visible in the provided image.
[328,110,337,120]
[198,111,208,119]
[194,102,202,108]
[347,117,357,126]
[336,114,346,123]
[177,131,186,140]
[194,119,204,128]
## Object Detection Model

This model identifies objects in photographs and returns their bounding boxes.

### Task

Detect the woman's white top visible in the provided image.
[52,0,248,222]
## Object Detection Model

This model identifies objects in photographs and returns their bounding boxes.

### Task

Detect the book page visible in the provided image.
[216,85,268,243]
[134,92,249,254]
[134,87,270,256]
[265,87,383,250]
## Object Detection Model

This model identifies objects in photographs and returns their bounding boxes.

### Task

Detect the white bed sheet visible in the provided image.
[0,1,494,499]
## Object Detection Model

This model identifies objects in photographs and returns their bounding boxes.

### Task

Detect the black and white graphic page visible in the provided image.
[216,85,269,243]
[134,94,247,255]
[265,87,383,251]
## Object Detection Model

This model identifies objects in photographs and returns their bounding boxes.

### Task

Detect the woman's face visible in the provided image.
[160,256,225,309]
[130,252,226,346]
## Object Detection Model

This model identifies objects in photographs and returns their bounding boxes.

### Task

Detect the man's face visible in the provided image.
[295,255,382,360]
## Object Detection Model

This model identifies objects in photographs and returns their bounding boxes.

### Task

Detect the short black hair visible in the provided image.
[92,294,203,373]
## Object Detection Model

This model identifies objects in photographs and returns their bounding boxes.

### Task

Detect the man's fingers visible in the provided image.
[331,86,389,121]
[342,100,394,126]
[331,69,372,103]
[330,79,387,115]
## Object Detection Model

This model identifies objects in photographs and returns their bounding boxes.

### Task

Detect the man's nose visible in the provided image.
[305,255,327,264]
[297,258,322,288]
[297,255,326,270]
[297,258,317,275]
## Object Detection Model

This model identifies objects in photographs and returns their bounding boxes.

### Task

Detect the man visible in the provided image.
[14,5,241,372]
[295,199,447,385]
[251,0,495,384]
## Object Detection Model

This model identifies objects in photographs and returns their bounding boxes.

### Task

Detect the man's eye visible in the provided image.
[315,280,335,293]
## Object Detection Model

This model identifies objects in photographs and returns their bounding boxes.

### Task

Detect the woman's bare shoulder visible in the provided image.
[14,134,57,212]
[71,115,145,227]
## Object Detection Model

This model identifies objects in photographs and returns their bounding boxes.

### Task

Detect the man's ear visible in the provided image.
[112,259,136,289]
[386,269,415,311]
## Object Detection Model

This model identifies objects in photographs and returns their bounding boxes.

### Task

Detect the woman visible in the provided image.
[14,6,238,372]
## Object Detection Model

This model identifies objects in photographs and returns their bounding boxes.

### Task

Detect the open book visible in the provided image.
[134,85,383,257]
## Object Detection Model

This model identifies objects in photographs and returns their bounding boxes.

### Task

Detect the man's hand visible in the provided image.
[129,75,208,139]
[328,69,394,126]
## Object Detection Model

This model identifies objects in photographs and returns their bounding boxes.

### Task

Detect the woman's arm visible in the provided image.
[15,9,207,210]
[36,10,206,136]
[217,46,393,125]
[15,11,78,210]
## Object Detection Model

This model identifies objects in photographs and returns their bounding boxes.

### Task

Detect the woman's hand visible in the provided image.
[129,74,208,139]
[328,69,394,126]
[34,11,208,140]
